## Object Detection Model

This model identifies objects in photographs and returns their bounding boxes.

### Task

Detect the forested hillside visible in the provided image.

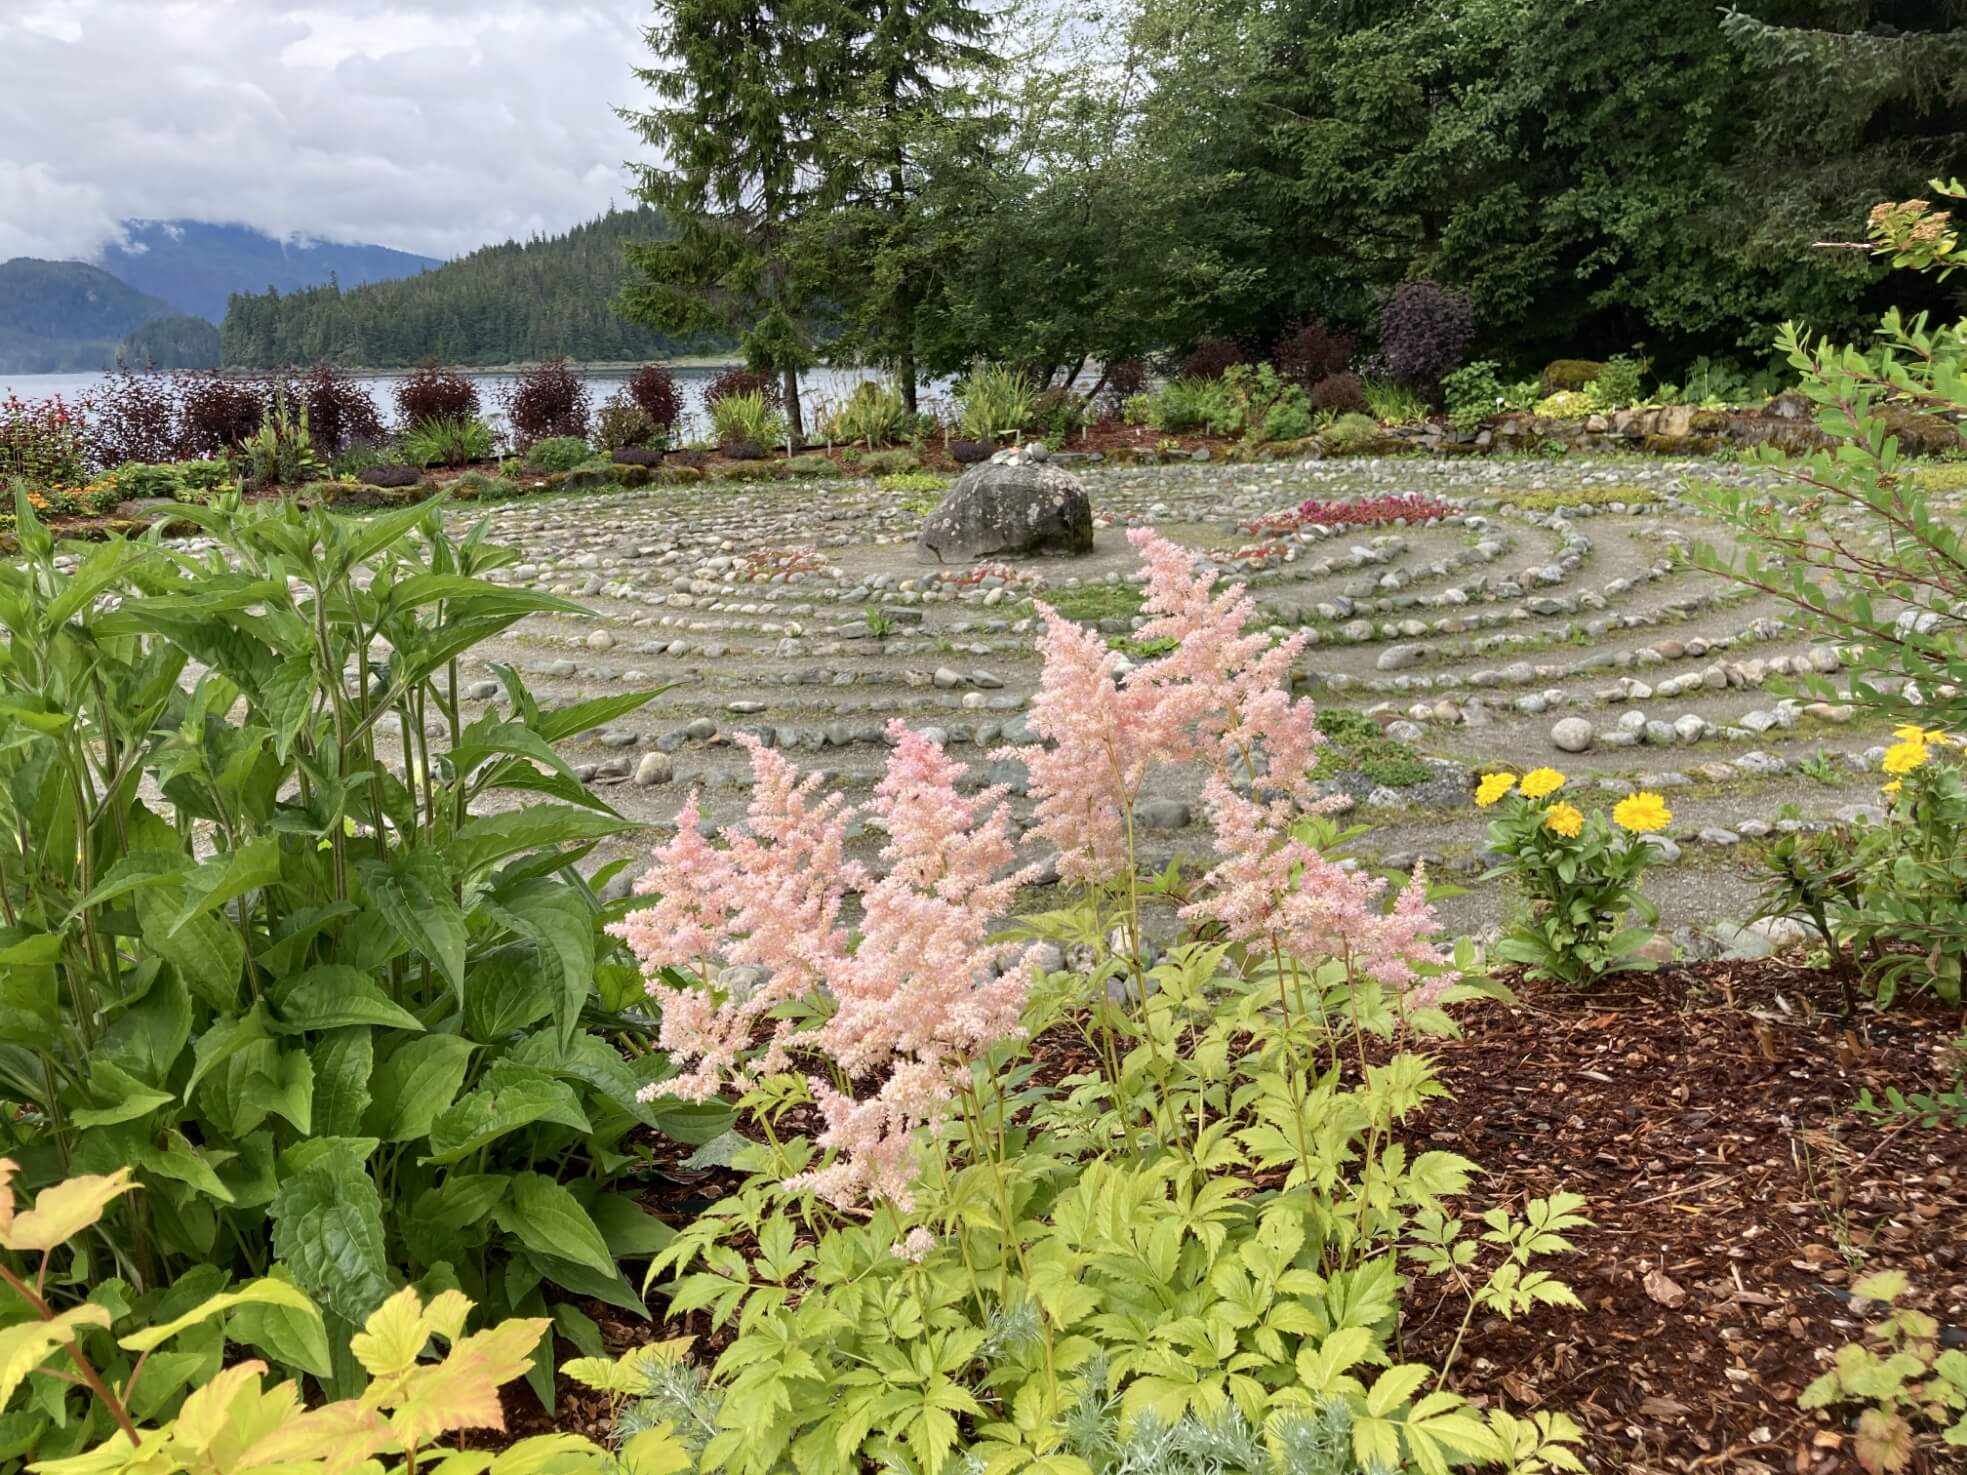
[101,221,439,323]
[221,208,701,367]
[0,258,177,372]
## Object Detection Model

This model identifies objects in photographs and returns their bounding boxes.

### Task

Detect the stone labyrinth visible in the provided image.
[429,456,1906,956]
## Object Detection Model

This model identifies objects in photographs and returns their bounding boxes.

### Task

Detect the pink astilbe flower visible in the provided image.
[1004,531,1327,884]
[609,737,863,1102]
[785,1080,923,1211]
[1127,528,1324,816]
[1184,780,1454,992]
[822,722,1041,1076]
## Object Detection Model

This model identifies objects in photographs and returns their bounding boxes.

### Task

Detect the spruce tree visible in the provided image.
[619,0,828,435]
[808,0,997,410]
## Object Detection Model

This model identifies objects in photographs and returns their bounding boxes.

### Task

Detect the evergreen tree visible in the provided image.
[805,0,997,409]
[619,0,829,436]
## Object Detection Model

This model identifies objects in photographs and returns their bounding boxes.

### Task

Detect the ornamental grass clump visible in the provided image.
[1478,769,1668,987]
[610,529,1588,1475]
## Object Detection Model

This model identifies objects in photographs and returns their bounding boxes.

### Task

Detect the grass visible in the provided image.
[1311,708,1432,787]
[1035,583,1145,624]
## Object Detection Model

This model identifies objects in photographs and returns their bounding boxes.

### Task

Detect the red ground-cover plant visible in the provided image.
[393,361,480,427]
[626,364,682,433]
[1293,492,1457,526]
[501,357,590,448]
[1272,320,1356,389]
[0,393,91,485]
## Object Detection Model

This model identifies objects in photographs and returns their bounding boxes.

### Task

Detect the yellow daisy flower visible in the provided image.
[1475,773,1516,807]
[1893,725,1949,746]
[1543,802,1584,838]
[1519,767,1566,799]
[1612,791,1672,833]
[1882,780,1904,798]
[1882,739,1930,776]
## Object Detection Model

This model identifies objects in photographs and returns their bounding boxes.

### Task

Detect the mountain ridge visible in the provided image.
[0,258,182,374]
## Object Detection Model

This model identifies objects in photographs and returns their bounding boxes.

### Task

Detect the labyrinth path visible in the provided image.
[398,455,1916,953]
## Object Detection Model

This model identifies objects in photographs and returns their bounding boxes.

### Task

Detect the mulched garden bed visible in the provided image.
[1406,959,1965,1475]
[498,959,1964,1473]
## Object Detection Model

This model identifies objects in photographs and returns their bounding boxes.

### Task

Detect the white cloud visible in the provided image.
[0,0,654,262]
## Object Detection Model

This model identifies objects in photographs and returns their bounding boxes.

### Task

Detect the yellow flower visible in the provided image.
[1519,767,1566,799]
[1613,791,1672,833]
[1883,780,1904,798]
[1475,773,1516,807]
[1882,739,1930,776]
[1893,725,1949,747]
[1543,802,1584,838]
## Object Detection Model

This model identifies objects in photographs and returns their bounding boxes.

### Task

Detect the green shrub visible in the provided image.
[879,469,946,494]
[1584,354,1645,410]
[859,448,918,476]
[0,487,696,1420]
[823,380,910,447]
[1261,398,1318,441]
[102,460,190,500]
[1534,390,1594,418]
[1539,358,1604,395]
[782,452,838,477]
[955,362,1037,441]
[1478,768,1666,987]
[1142,375,1238,434]
[1031,385,1090,440]
[596,391,666,452]
[710,389,787,449]
[400,415,495,468]
[238,396,320,488]
[1441,360,1505,432]
[1324,411,1387,451]
[451,468,523,499]
[522,434,593,472]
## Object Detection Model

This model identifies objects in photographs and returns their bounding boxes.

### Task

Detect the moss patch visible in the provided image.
[1311,708,1431,787]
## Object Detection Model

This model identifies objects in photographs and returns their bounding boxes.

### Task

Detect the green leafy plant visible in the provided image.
[1359,380,1427,426]
[956,364,1037,442]
[1441,361,1505,432]
[524,435,595,473]
[823,381,910,447]
[1749,824,1864,1008]
[0,488,702,1413]
[1323,413,1388,453]
[1582,355,1644,411]
[1854,1030,1967,1130]
[1477,769,1665,987]
[1797,1270,1967,1474]
[1311,709,1431,788]
[709,391,787,451]
[237,397,319,489]
[400,416,495,469]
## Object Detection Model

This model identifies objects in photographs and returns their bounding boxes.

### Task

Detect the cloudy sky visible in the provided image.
[0,0,657,263]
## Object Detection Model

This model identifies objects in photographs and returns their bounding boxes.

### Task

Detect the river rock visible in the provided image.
[1550,717,1594,753]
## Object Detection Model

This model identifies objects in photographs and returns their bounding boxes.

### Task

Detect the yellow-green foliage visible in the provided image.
[1506,486,1664,512]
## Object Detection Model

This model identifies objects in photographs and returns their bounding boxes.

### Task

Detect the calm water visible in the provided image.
[0,365,932,444]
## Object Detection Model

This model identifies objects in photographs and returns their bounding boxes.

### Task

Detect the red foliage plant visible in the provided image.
[1292,492,1456,527]
[1375,280,1474,393]
[83,369,178,466]
[1178,336,1246,380]
[501,357,590,448]
[1310,372,1368,414]
[626,364,682,432]
[1272,321,1356,389]
[393,361,480,427]
[175,372,265,456]
[299,363,384,455]
[703,367,782,408]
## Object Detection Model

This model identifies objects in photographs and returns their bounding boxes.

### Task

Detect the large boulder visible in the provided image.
[916,461,1094,563]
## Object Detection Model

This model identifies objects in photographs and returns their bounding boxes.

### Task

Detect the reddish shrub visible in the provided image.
[176,372,265,455]
[1097,358,1149,419]
[83,369,178,466]
[299,363,384,455]
[1,393,91,485]
[704,367,782,408]
[501,358,590,448]
[1293,492,1455,527]
[1272,321,1356,389]
[1178,337,1246,380]
[1376,280,1474,393]
[626,364,682,432]
[394,361,480,427]
[1310,372,1368,414]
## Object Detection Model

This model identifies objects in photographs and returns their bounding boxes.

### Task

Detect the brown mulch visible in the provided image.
[491,959,1964,1473]
[1403,959,1966,1475]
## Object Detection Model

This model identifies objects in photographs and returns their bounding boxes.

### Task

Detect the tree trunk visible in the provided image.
[782,365,804,441]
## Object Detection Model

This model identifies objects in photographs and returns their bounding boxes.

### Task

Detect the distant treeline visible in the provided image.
[220,208,711,368]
